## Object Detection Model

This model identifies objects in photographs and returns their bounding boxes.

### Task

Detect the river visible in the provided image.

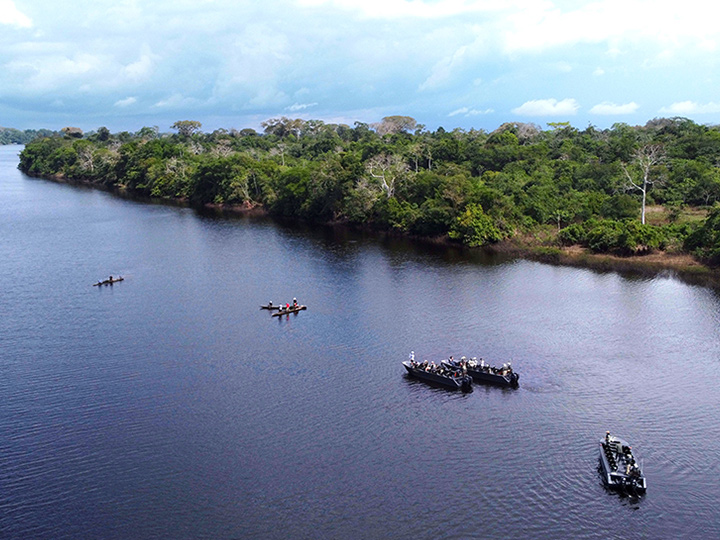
[1,144,719,539]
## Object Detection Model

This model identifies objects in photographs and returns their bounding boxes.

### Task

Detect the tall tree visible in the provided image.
[372,116,417,136]
[622,144,665,224]
[261,117,305,139]
[171,120,202,137]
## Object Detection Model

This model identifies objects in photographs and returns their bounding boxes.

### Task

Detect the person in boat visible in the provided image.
[605,431,611,443]
[293,298,298,307]
[286,303,290,309]
[409,351,415,362]
[269,301,273,307]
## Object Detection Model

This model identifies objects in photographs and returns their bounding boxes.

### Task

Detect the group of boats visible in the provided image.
[403,352,647,495]
[260,299,307,317]
[403,353,519,392]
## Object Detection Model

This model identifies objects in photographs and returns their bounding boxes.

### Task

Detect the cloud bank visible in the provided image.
[512,99,580,116]
[659,101,720,115]
[589,101,639,115]
[1,1,720,131]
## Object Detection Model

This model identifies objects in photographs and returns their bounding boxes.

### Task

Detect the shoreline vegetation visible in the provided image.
[16,117,720,287]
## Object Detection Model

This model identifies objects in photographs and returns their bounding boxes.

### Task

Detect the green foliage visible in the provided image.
[684,204,720,264]
[16,117,720,260]
[171,120,202,137]
[0,127,59,144]
[559,218,665,254]
[600,194,641,220]
[449,203,503,246]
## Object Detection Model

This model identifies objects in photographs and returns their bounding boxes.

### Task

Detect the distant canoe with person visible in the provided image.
[93,276,124,286]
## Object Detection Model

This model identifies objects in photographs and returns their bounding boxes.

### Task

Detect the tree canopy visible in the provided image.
[17,116,720,263]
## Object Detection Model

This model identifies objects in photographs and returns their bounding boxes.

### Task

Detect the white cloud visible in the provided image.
[123,49,156,81]
[512,98,579,116]
[419,45,469,91]
[659,101,720,114]
[593,67,605,76]
[286,102,318,111]
[5,53,107,92]
[448,106,494,117]
[114,97,138,108]
[154,93,203,109]
[589,101,639,115]
[0,0,32,28]
[502,0,720,54]
[295,0,518,19]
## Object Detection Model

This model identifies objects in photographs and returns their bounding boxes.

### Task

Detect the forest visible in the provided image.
[16,116,720,266]
[0,127,59,145]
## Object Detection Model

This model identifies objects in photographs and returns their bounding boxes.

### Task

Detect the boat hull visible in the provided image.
[272,305,307,317]
[402,361,472,392]
[441,360,519,387]
[467,368,519,387]
[93,277,124,286]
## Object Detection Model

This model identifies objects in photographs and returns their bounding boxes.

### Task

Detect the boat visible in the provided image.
[93,276,124,286]
[272,304,307,317]
[442,356,519,387]
[599,432,647,494]
[260,303,281,310]
[402,360,473,392]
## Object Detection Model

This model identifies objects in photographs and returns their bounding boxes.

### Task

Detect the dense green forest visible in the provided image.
[16,117,720,265]
[1,127,59,145]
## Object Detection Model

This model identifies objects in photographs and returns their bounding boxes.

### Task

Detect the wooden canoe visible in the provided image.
[93,277,124,286]
[272,305,307,317]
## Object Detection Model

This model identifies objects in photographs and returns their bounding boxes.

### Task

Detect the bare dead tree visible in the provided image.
[76,145,94,173]
[269,143,287,166]
[211,140,234,157]
[621,144,665,224]
[371,116,417,136]
[365,154,408,198]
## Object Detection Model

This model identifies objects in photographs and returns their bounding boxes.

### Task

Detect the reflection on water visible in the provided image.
[1,145,720,539]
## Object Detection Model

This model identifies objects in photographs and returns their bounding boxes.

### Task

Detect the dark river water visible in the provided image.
[1,144,719,539]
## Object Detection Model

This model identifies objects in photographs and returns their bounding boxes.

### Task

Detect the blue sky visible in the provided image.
[2,0,720,133]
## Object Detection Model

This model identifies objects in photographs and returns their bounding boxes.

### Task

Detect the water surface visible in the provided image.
[1,145,719,539]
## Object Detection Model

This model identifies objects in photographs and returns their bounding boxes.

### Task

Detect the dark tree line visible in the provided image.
[1,127,59,145]
[17,116,720,263]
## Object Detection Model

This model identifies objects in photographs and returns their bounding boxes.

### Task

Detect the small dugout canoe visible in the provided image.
[93,277,124,286]
[272,305,307,317]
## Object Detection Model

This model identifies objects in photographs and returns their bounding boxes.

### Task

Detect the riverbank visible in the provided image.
[487,237,719,288]
[23,171,720,287]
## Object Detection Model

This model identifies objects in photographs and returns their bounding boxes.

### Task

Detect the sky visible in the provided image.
[2,0,720,134]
